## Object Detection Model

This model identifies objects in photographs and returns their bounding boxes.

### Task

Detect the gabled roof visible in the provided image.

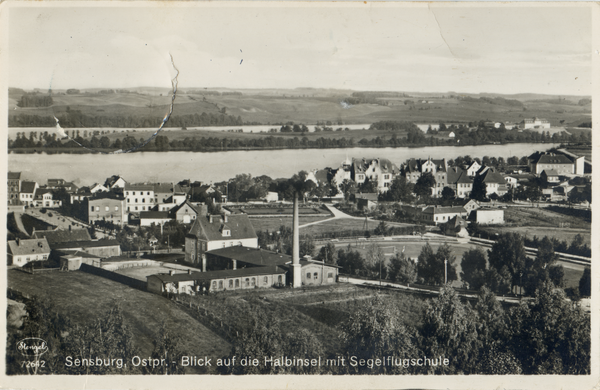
[20,181,37,194]
[32,228,91,244]
[423,206,467,214]
[8,238,51,256]
[447,167,465,184]
[8,172,21,180]
[125,183,155,191]
[170,200,199,216]
[536,154,573,165]
[207,246,291,267]
[477,168,504,184]
[51,239,121,250]
[455,171,473,184]
[148,266,286,283]
[187,214,257,242]
[34,189,53,198]
[446,215,468,228]
[403,158,446,173]
[541,169,559,177]
[353,158,399,175]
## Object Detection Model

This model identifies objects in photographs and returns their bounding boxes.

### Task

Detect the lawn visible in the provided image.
[300,218,413,236]
[504,207,591,230]
[7,269,230,373]
[250,215,333,233]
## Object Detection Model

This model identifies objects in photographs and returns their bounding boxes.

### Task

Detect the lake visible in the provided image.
[8,143,559,186]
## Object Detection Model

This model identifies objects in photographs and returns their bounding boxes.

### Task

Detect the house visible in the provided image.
[147,266,287,295]
[8,172,22,205]
[170,200,207,224]
[51,239,122,258]
[443,216,469,238]
[104,175,127,189]
[88,196,127,227]
[466,161,481,177]
[474,209,504,225]
[90,183,109,194]
[448,132,455,138]
[33,189,62,208]
[355,193,378,211]
[329,158,353,193]
[421,206,468,225]
[474,168,506,196]
[139,211,172,227]
[519,117,550,129]
[446,167,473,198]
[7,238,51,267]
[154,183,186,205]
[124,183,155,213]
[32,228,91,245]
[541,169,560,184]
[352,158,399,192]
[403,158,448,196]
[528,152,575,175]
[461,199,480,216]
[263,192,279,202]
[70,187,93,203]
[185,213,258,270]
[47,179,77,192]
[19,181,38,206]
[504,175,518,189]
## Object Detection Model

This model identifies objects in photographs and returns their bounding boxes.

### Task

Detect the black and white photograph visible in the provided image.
[1,2,597,389]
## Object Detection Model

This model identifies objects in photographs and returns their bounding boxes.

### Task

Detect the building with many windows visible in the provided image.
[125,184,155,213]
[352,158,399,192]
[88,196,126,227]
[8,172,21,205]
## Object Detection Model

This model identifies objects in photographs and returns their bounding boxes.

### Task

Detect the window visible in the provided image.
[142,198,145,203]
[142,206,145,211]
[132,192,136,195]
[115,206,119,211]
[251,278,256,286]
[218,281,223,289]
[126,192,129,195]
[211,281,217,290]
[135,206,138,211]
[105,206,109,211]
[263,276,268,284]
[278,275,283,284]
[127,199,130,202]
[127,207,130,211]
[245,278,250,287]
[229,280,233,288]
[328,272,333,279]
[314,272,318,280]
[306,273,311,280]
[135,199,138,203]
[235,279,240,287]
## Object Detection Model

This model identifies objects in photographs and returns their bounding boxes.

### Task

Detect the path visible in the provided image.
[12,212,30,236]
[299,204,412,229]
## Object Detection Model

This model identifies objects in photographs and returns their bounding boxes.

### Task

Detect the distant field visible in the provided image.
[8,90,591,128]
[504,207,591,230]
[481,226,591,246]
[7,269,230,372]
[250,215,332,232]
[300,218,413,236]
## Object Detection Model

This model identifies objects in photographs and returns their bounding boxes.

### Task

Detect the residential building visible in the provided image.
[88,196,126,227]
[541,170,560,184]
[519,117,551,129]
[528,152,576,175]
[7,238,51,267]
[352,158,399,192]
[185,213,258,270]
[33,189,61,208]
[154,183,186,205]
[125,184,155,213]
[446,167,473,198]
[403,158,448,196]
[443,216,469,238]
[19,181,38,206]
[104,175,127,189]
[90,183,109,193]
[47,179,77,192]
[466,161,481,177]
[421,206,468,225]
[504,175,518,189]
[474,168,506,196]
[8,172,21,205]
[70,187,93,203]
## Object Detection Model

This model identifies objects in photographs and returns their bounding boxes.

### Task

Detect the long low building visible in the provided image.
[147,266,287,295]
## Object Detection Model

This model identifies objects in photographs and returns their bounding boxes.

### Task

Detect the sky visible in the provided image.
[7,3,593,96]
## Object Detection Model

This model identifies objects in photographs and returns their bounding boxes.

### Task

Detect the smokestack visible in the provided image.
[291,191,302,288]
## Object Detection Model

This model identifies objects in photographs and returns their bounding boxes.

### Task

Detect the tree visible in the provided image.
[487,233,527,293]
[578,267,591,297]
[460,248,487,290]
[374,220,389,236]
[385,175,414,203]
[414,172,435,199]
[318,242,337,264]
[419,286,479,374]
[365,243,386,279]
[387,252,417,283]
[417,243,457,285]
[337,246,365,276]
[441,186,455,201]
[470,177,487,201]
[339,179,356,201]
[340,296,418,374]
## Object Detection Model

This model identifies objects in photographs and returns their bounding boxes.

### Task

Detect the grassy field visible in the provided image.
[7,269,230,373]
[503,207,591,230]
[300,218,413,236]
[250,215,332,232]
[9,89,591,128]
[481,226,591,246]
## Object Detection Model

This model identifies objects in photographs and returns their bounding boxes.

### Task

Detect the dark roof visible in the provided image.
[32,228,91,244]
[187,214,257,242]
[404,158,446,174]
[207,246,291,267]
[125,183,154,191]
[140,211,170,219]
[423,206,467,214]
[8,172,21,180]
[20,181,37,194]
[477,168,505,184]
[355,193,378,202]
[446,215,468,228]
[148,266,286,283]
[314,169,330,183]
[456,171,472,184]
[353,158,399,174]
[8,238,51,256]
[170,200,200,216]
[51,239,121,250]
[105,175,126,187]
[541,169,559,176]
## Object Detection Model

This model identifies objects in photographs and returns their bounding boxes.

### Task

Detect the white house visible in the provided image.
[7,238,51,267]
